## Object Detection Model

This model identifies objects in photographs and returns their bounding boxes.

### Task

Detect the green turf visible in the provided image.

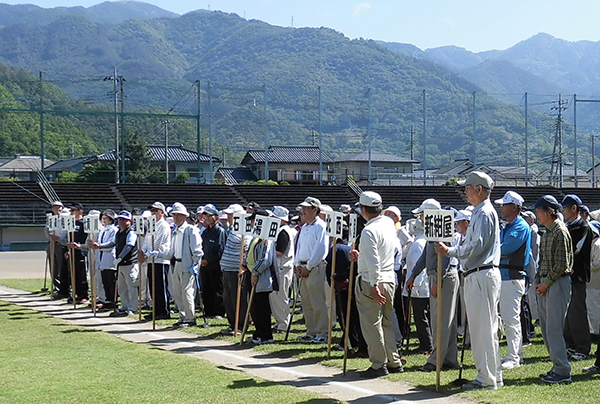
[0,299,339,404]
[2,278,600,403]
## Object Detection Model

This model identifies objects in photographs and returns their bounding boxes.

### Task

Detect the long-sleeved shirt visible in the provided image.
[537,219,573,287]
[220,229,252,272]
[499,216,531,280]
[202,223,227,268]
[410,232,460,285]
[159,221,203,271]
[357,215,399,286]
[294,216,329,271]
[142,217,171,265]
[447,198,500,271]
[403,236,429,298]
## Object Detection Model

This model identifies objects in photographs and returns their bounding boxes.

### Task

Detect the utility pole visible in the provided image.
[472,91,476,165]
[207,80,214,184]
[367,88,372,185]
[525,92,529,186]
[410,124,414,186]
[573,94,578,187]
[422,90,427,186]
[163,120,169,183]
[196,80,202,184]
[263,84,269,184]
[593,134,597,188]
[39,72,45,174]
[119,76,125,183]
[104,67,120,183]
[318,86,323,185]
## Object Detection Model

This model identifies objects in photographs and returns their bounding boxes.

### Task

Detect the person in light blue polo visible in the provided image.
[494,191,531,370]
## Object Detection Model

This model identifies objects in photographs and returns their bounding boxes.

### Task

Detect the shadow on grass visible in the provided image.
[61,328,102,334]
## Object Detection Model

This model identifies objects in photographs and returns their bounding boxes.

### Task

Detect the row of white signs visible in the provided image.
[47,209,455,242]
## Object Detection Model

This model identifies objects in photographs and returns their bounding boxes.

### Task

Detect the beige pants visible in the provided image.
[269,265,294,331]
[299,261,329,337]
[356,279,401,369]
[170,263,197,323]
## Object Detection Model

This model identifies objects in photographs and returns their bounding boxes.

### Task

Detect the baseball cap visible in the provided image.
[298,196,321,208]
[320,204,334,213]
[51,201,63,207]
[339,204,352,213]
[223,203,245,214]
[69,202,84,211]
[272,206,290,221]
[148,201,166,212]
[117,210,132,221]
[521,211,536,221]
[457,171,494,189]
[561,194,583,207]
[412,198,441,214]
[383,206,402,221]
[202,204,219,216]
[358,191,382,207]
[88,209,101,216]
[171,202,189,217]
[494,191,524,206]
[455,209,472,222]
[245,201,261,212]
[528,195,562,211]
[589,220,600,237]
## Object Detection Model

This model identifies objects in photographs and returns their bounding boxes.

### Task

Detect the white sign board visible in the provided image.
[146,216,156,236]
[348,214,358,244]
[423,209,454,243]
[325,211,344,238]
[47,214,59,231]
[231,212,246,235]
[61,215,76,232]
[83,214,100,234]
[242,213,254,236]
[252,216,280,241]
[132,216,145,235]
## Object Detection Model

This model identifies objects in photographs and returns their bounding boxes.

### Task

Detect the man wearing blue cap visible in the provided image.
[494,191,531,370]
[436,171,502,390]
[561,194,593,361]
[532,195,573,384]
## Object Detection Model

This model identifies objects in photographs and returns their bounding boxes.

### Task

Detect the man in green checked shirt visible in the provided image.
[531,195,573,384]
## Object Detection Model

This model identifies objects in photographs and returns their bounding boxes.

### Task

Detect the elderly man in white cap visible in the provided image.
[494,191,531,370]
[407,198,461,372]
[45,201,70,299]
[295,196,330,343]
[349,191,404,378]
[150,203,203,327]
[219,204,251,334]
[139,202,172,320]
[436,171,502,390]
[269,206,297,333]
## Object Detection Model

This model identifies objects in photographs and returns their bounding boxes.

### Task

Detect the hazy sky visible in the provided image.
[5,0,600,52]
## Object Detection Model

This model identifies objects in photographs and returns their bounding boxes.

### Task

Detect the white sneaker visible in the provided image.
[501,360,521,370]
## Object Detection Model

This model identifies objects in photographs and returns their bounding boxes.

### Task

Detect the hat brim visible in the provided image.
[298,202,314,207]
[456,179,467,186]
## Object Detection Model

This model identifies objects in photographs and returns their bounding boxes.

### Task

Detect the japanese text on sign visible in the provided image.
[83,214,99,234]
[253,216,280,241]
[325,211,344,238]
[132,216,145,235]
[231,212,246,235]
[348,214,358,244]
[423,209,454,243]
[146,216,156,235]
[62,215,76,232]
[47,214,59,231]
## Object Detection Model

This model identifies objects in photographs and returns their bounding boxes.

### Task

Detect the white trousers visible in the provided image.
[171,263,197,323]
[269,265,294,331]
[499,278,526,364]
[464,267,502,387]
[117,263,139,312]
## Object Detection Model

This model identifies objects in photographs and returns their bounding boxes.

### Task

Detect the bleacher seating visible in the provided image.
[234,185,357,211]
[52,183,123,212]
[0,181,49,225]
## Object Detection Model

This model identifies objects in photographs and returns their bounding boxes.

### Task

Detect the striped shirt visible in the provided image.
[537,219,573,287]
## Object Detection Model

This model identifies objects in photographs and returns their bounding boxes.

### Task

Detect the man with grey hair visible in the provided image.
[350,191,404,378]
[295,196,330,344]
[436,171,502,390]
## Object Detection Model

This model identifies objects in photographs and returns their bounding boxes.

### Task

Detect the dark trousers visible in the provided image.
[411,297,433,351]
[564,280,591,355]
[251,291,273,340]
[336,282,368,353]
[148,263,170,317]
[101,270,118,304]
[520,293,535,343]
[223,271,250,330]
[71,251,89,299]
[200,264,225,316]
[53,244,70,295]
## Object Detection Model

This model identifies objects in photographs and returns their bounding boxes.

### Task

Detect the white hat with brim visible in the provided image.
[298,196,321,208]
[171,202,189,217]
[358,191,382,207]
[272,206,289,221]
[383,206,402,221]
[412,198,441,214]
[494,191,524,206]
[455,209,472,222]
[223,203,245,214]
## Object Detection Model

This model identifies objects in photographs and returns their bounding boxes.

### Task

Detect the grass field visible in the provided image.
[2,279,600,403]
[0,298,338,404]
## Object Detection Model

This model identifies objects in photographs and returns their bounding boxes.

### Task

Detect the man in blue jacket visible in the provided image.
[495,191,531,370]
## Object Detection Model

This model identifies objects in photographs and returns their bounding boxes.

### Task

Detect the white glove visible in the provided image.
[113,257,122,267]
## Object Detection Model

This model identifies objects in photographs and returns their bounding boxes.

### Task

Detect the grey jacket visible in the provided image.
[158,222,204,272]
[247,238,276,293]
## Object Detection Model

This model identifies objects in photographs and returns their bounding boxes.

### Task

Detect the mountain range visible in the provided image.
[0,1,596,174]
